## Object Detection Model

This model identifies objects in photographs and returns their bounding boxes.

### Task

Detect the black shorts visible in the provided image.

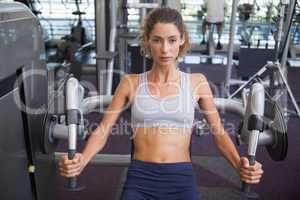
[121,160,200,200]
[203,19,223,26]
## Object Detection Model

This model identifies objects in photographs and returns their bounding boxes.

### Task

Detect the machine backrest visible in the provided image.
[0,2,55,200]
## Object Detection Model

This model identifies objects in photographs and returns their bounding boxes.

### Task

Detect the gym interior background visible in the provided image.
[0,0,300,199]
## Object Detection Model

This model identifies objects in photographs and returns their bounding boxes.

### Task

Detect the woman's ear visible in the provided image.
[180,37,185,46]
[145,41,152,58]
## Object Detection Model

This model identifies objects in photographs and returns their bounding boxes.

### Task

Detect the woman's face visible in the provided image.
[147,22,184,67]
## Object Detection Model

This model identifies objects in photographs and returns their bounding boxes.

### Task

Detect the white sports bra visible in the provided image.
[131,71,196,128]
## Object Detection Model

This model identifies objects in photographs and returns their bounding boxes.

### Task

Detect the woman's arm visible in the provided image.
[59,75,135,177]
[193,73,263,183]
[194,73,240,169]
[81,75,133,165]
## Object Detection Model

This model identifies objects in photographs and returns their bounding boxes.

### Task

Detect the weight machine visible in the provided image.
[1,2,299,200]
[46,0,300,197]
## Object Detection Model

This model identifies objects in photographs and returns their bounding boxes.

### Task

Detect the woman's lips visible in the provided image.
[160,57,172,62]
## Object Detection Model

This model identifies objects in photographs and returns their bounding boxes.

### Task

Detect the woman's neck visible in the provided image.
[149,63,179,83]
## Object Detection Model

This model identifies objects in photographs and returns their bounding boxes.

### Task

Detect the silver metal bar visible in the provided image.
[248,130,260,156]
[276,63,300,117]
[280,0,296,75]
[247,83,265,156]
[229,79,270,87]
[54,152,131,166]
[66,77,84,117]
[95,0,107,94]
[275,5,286,59]
[66,78,82,109]
[106,0,117,95]
[66,78,83,152]
[239,82,265,147]
[213,98,245,117]
[68,124,77,150]
[80,95,113,114]
[225,0,239,96]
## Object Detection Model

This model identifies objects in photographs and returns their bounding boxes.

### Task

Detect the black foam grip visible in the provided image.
[68,177,77,189]
[68,150,77,189]
[242,155,256,193]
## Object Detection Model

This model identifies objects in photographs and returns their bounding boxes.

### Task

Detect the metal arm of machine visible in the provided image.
[240,82,265,198]
[213,98,245,117]
[65,77,84,190]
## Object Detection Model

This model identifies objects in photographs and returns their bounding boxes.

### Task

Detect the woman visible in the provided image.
[59,7,263,199]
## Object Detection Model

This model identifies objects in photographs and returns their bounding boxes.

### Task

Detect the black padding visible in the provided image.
[67,109,81,125]
[247,114,264,132]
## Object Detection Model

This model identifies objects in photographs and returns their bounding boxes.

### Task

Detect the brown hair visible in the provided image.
[139,7,190,59]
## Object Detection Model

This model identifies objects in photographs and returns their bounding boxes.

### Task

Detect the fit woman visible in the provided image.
[59,7,263,200]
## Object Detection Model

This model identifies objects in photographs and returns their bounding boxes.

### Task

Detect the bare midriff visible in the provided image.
[132,127,192,163]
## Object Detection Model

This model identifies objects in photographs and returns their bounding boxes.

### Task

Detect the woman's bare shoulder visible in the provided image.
[188,73,208,86]
[122,73,139,87]
[118,73,141,98]
[125,73,139,80]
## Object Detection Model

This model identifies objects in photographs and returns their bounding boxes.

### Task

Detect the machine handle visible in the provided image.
[65,78,82,190]
[241,155,256,193]
[68,149,77,189]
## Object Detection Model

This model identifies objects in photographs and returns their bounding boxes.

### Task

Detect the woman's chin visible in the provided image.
[158,60,174,67]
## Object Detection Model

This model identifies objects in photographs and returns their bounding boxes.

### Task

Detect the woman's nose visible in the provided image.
[161,41,169,52]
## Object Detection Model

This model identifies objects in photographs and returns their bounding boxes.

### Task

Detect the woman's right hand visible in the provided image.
[59,153,86,178]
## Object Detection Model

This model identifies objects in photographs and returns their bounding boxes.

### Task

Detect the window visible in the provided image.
[36,0,95,40]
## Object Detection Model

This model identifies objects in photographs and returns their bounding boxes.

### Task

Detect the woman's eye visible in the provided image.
[152,39,160,43]
[169,39,177,44]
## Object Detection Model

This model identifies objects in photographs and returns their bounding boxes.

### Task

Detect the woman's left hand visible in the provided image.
[238,156,264,184]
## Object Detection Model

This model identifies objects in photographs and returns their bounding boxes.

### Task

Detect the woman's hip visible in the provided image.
[123,159,199,197]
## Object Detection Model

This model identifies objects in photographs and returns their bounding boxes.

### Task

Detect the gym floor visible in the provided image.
[53,58,300,200]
